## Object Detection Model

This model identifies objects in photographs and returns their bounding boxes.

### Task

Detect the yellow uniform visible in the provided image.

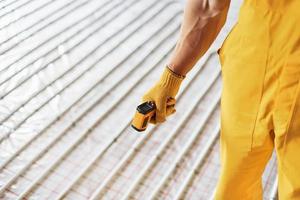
[215,0,300,199]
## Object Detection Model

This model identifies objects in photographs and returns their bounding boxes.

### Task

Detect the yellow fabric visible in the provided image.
[141,66,185,124]
[215,0,300,199]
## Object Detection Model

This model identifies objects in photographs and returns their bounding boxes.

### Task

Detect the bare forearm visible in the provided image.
[168,0,230,76]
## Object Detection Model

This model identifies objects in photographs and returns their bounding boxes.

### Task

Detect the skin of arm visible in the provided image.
[167,0,231,76]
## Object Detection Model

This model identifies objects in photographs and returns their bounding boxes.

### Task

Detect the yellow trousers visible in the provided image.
[215,1,300,199]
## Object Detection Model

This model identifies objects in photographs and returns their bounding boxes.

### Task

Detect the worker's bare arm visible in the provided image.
[168,0,231,76]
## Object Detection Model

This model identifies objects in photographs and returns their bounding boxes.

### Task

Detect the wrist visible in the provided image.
[159,66,185,96]
[166,64,186,79]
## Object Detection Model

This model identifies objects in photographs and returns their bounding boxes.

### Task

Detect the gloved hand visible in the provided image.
[141,66,185,124]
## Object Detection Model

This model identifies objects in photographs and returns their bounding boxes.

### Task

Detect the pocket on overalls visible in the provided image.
[217,22,240,68]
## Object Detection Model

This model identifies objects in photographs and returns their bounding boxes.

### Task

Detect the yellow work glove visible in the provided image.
[141,66,185,124]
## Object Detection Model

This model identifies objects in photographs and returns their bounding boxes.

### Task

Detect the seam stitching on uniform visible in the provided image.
[250,22,271,151]
[272,63,283,132]
[251,58,269,151]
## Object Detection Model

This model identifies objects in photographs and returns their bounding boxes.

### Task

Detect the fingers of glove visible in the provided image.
[166,97,176,106]
[155,98,167,123]
[149,116,157,124]
[149,106,175,124]
[166,106,176,116]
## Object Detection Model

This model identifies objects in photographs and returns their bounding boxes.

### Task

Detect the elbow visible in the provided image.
[193,0,231,18]
[208,0,231,27]
[212,0,231,13]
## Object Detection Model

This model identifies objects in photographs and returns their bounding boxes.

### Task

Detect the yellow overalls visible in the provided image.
[215,0,300,199]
